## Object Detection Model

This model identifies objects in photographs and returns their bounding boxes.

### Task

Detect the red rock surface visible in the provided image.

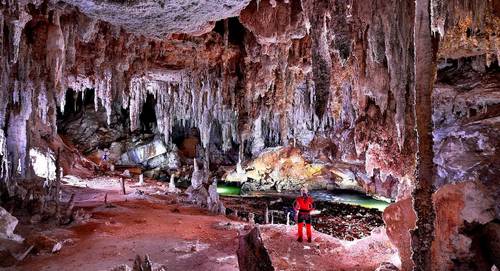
[254,224,399,270]
[383,198,416,271]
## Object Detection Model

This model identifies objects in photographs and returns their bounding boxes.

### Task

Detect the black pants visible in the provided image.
[297,211,311,224]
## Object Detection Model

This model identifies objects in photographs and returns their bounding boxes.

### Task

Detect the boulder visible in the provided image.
[108,142,125,162]
[237,227,274,271]
[145,151,180,170]
[0,207,23,242]
[119,139,167,165]
[58,103,128,153]
[0,238,34,267]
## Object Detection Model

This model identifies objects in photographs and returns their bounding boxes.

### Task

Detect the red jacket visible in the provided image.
[294,196,314,212]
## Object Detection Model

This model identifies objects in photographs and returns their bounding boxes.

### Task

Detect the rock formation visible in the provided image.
[0,0,498,270]
[109,254,168,271]
[236,227,274,271]
[207,179,226,214]
[0,206,23,242]
[186,159,209,206]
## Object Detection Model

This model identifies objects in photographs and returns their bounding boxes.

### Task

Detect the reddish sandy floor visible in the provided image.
[8,177,241,271]
[259,224,399,271]
[5,176,399,271]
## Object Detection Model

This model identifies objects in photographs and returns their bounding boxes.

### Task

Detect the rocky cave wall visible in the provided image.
[0,0,498,270]
[0,0,423,198]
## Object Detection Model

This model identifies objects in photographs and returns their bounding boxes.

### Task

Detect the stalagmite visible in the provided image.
[166,175,179,194]
[121,178,126,195]
[207,179,225,214]
[236,156,245,174]
[248,212,255,224]
[186,158,209,206]
[190,158,204,189]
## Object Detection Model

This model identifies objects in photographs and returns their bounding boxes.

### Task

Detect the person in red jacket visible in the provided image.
[293,187,315,242]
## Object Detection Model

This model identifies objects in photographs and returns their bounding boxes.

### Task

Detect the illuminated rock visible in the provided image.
[0,207,23,243]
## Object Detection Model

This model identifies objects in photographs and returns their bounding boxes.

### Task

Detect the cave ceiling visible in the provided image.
[59,0,252,37]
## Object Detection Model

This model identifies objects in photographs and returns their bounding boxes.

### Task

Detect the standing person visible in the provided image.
[100,148,110,170]
[293,186,315,243]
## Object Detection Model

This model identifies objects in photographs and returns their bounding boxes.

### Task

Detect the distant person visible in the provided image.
[100,148,110,170]
[293,187,315,243]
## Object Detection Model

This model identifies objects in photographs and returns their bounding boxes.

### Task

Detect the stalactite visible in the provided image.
[0,130,9,182]
[251,114,265,155]
[388,2,412,150]
[8,9,31,65]
[96,70,113,125]
[46,10,66,93]
[129,71,239,151]
[305,1,332,120]
[37,83,49,125]
[288,79,318,146]
[6,82,33,178]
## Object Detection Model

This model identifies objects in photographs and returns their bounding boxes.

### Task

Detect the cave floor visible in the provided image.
[6,177,399,271]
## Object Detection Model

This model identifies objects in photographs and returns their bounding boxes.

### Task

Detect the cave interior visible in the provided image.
[0,0,499,270]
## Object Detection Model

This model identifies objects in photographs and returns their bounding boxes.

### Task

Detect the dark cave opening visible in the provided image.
[460,220,500,270]
[213,17,246,46]
[171,123,200,159]
[436,56,500,84]
[139,93,157,134]
[209,120,239,166]
[57,88,95,121]
[56,88,129,154]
